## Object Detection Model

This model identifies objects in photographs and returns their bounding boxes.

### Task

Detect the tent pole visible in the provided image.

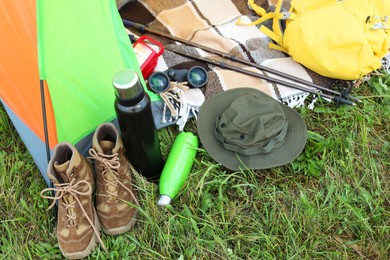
[40,80,56,217]
[40,79,51,163]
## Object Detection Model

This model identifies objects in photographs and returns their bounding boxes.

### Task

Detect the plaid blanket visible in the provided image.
[119,0,338,129]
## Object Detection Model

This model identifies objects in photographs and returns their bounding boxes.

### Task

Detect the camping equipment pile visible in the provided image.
[0,0,389,258]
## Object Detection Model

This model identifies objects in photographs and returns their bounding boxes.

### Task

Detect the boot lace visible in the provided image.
[40,179,107,252]
[88,149,139,206]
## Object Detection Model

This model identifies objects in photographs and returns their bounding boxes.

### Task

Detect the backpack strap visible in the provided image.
[259,26,288,53]
[270,0,287,39]
[236,0,297,53]
[247,0,266,16]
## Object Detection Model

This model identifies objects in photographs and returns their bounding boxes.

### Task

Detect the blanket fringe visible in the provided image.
[157,81,204,131]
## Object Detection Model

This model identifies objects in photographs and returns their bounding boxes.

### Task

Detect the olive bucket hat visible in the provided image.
[197,88,308,171]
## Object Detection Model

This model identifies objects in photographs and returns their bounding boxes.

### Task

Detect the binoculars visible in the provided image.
[147,66,208,93]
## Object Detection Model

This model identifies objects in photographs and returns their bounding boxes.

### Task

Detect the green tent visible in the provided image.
[0,0,159,186]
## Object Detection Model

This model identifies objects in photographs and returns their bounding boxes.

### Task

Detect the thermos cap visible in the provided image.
[113,69,144,100]
[157,194,172,207]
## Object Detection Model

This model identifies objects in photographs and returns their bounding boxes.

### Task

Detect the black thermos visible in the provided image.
[113,69,163,182]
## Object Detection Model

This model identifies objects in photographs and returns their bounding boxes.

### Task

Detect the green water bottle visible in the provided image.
[157,132,199,206]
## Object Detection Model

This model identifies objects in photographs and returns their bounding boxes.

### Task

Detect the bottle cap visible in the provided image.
[113,69,144,100]
[157,194,172,207]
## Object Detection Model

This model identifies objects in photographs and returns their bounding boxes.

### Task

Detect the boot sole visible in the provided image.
[102,209,138,235]
[61,208,101,259]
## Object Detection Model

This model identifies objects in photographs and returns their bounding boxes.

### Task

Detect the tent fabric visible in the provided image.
[0,0,57,147]
[37,0,141,145]
[0,0,146,149]
[2,102,51,186]
[0,0,148,187]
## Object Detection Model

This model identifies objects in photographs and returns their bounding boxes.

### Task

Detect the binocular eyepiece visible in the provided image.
[148,66,208,93]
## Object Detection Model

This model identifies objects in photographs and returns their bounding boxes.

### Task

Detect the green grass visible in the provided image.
[0,72,389,259]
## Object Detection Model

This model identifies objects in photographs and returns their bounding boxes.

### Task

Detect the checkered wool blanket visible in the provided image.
[118,0,342,129]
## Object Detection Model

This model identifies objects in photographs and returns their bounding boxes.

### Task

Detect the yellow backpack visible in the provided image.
[238,0,390,80]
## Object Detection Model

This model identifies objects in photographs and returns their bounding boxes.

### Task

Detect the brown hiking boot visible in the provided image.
[89,123,138,235]
[40,142,106,259]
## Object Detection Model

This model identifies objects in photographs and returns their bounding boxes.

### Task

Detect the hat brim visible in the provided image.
[197,88,307,171]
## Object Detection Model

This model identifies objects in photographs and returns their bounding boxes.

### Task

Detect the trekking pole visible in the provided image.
[162,45,356,106]
[122,19,360,103]
[127,31,354,105]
